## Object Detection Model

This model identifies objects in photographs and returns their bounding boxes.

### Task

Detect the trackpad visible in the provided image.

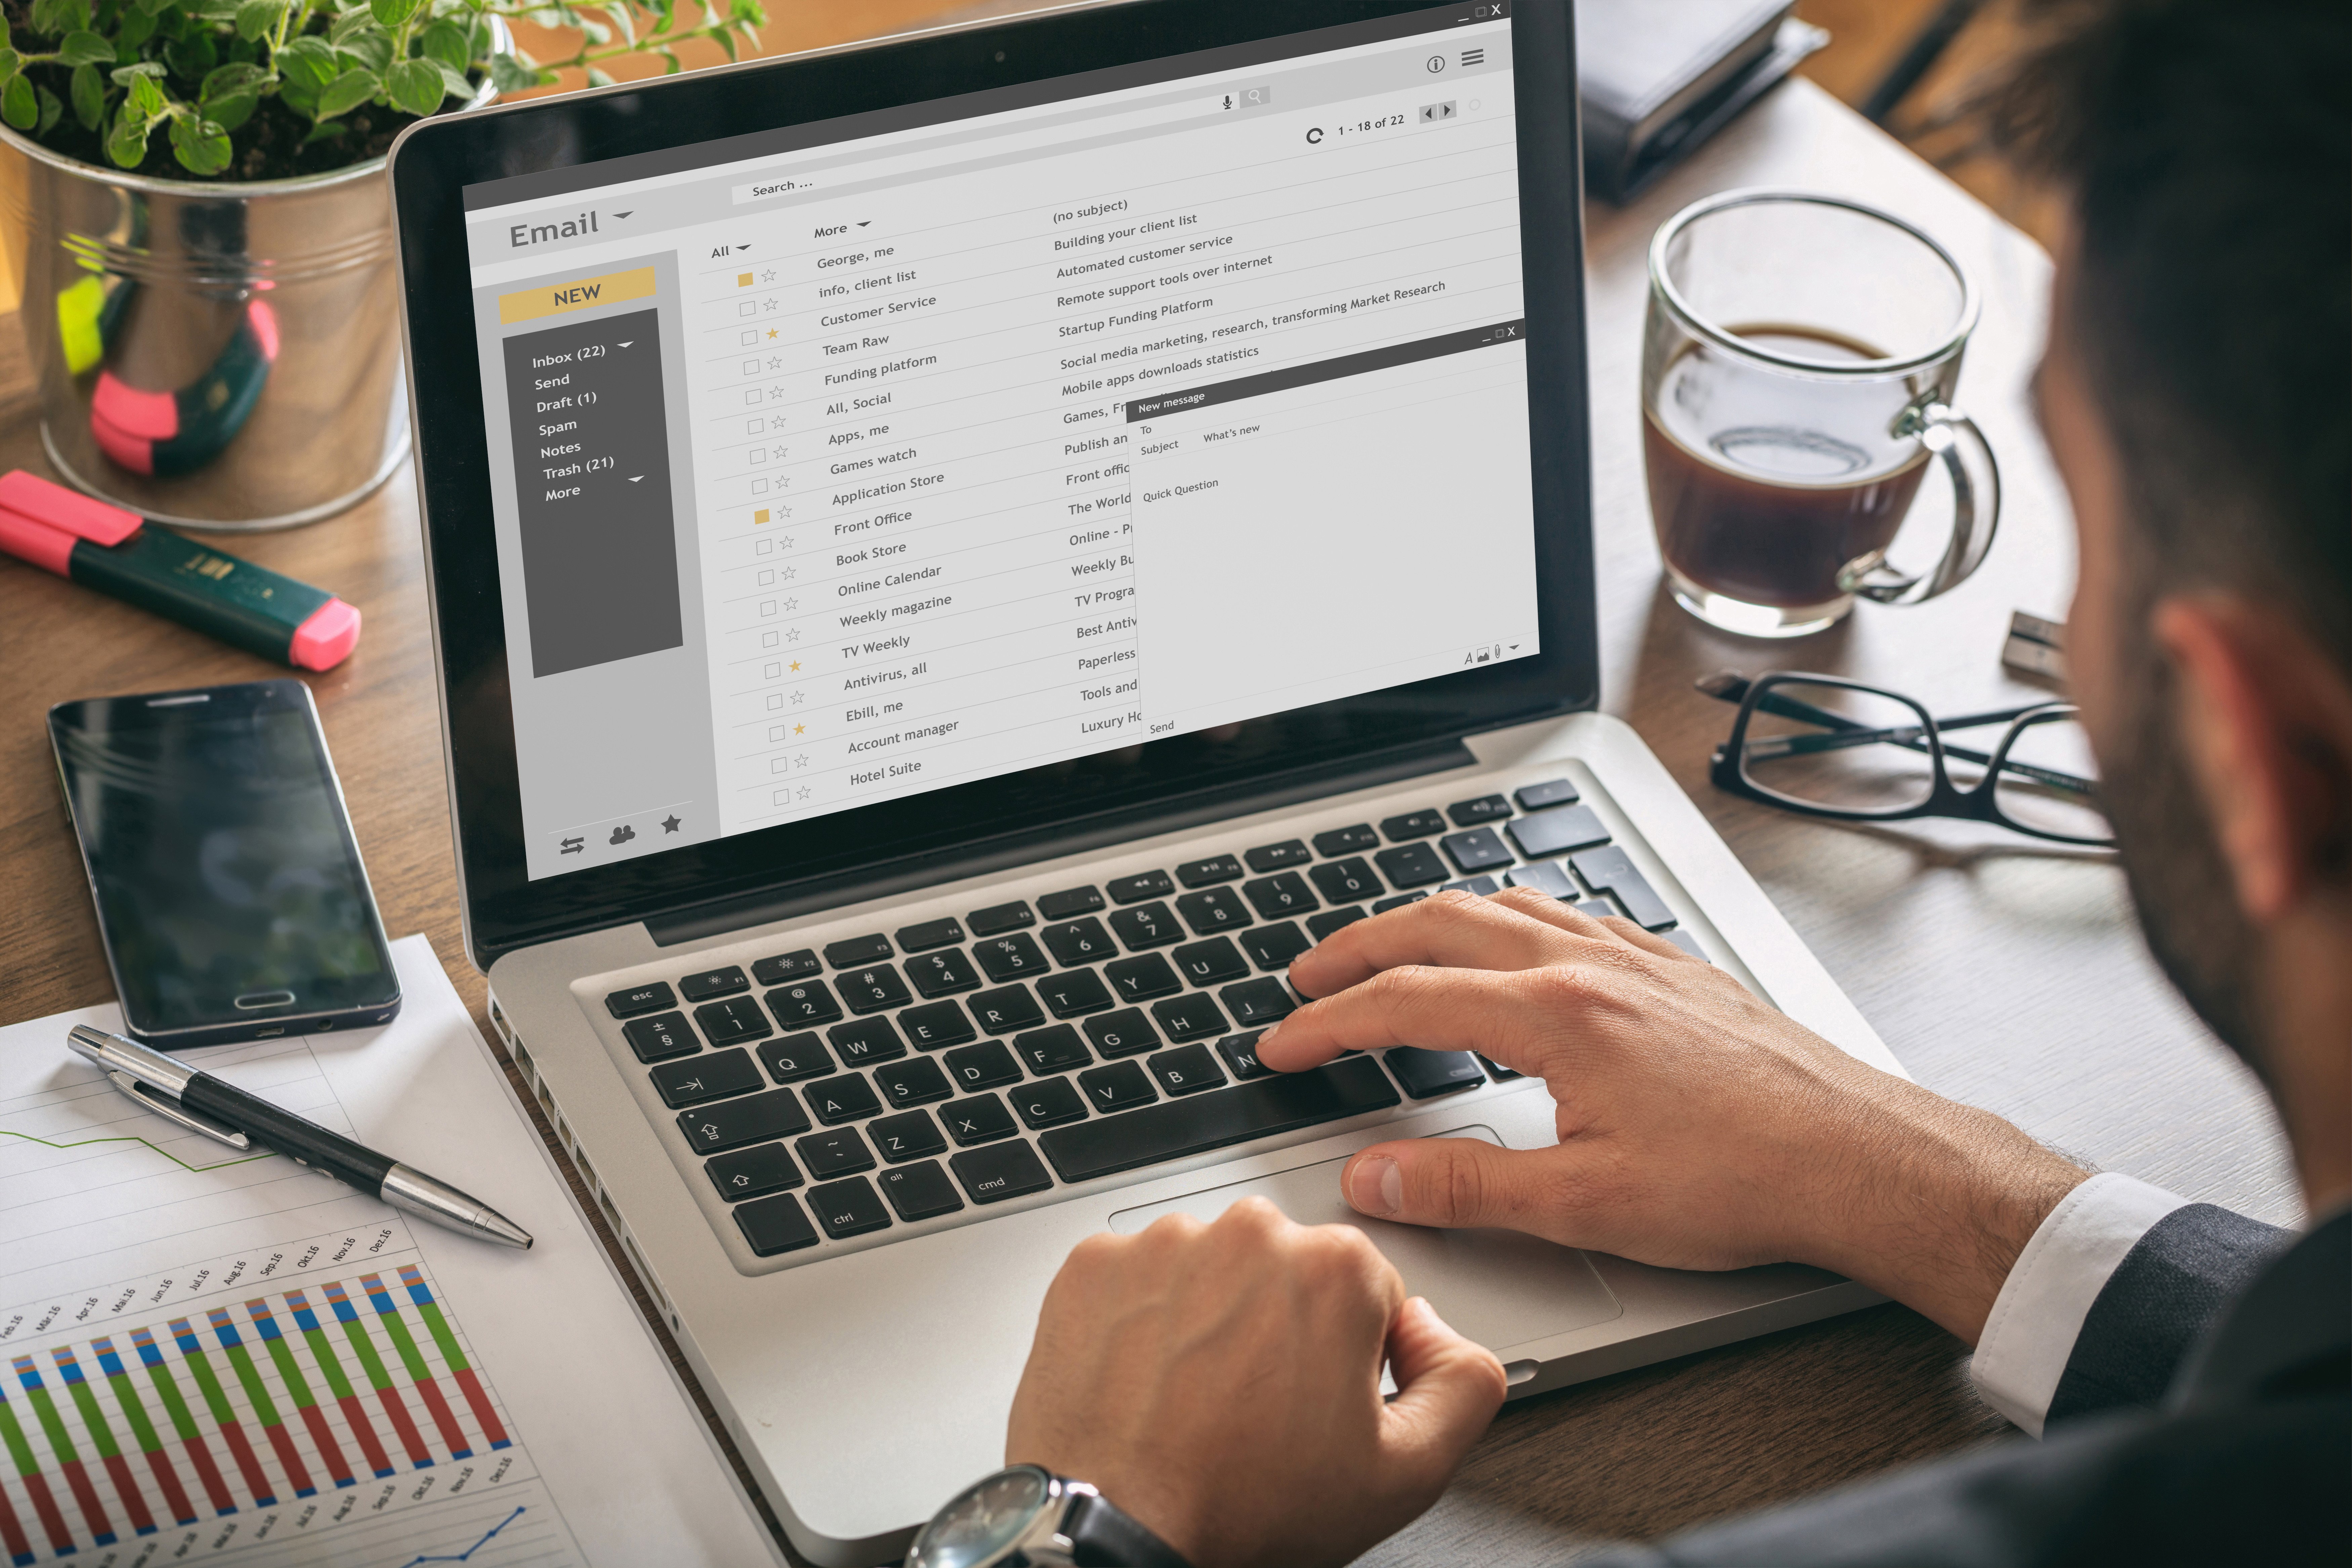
[1108,1126,1622,1354]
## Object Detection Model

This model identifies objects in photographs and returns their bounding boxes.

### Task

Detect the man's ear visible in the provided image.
[2151,597,2352,920]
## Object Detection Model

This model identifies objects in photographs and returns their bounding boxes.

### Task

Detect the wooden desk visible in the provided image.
[0,69,2299,1566]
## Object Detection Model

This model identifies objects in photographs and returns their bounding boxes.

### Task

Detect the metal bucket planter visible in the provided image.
[0,47,503,531]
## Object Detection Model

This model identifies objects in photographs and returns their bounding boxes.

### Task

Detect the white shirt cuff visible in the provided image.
[1968,1172,2189,1435]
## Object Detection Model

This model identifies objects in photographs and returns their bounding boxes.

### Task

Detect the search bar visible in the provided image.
[730,95,1244,205]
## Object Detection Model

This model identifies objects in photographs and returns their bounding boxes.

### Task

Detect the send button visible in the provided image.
[498,265,656,324]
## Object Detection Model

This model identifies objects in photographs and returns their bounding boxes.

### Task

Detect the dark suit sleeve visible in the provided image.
[2043,1203,2287,1423]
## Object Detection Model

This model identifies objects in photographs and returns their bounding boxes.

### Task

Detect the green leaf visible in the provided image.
[110,59,166,82]
[603,0,631,45]
[367,0,420,28]
[106,108,147,164]
[728,0,761,24]
[129,70,164,114]
[70,60,103,125]
[57,30,115,64]
[276,34,335,86]
[3,73,38,130]
[201,59,266,95]
[381,53,438,113]
[233,0,280,38]
[163,32,216,78]
[168,108,231,172]
[35,83,62,133]
[711,24,735,59]
[575,15,606,43]
[0,48,19,87]
[277,74,316,111]
[335,30,389,70]
[656,45,678,73]
[207,88,254,126]
[485,47,533,92]
[430,56,471,97]
[418,16,466,68]
[114,7,155,47]
[300,116,343,141]
[29,0,75,35]
[314,62,375,115]
[584,63,610,86]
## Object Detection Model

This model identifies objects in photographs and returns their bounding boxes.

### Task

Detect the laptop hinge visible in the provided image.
[642,734,1476,949]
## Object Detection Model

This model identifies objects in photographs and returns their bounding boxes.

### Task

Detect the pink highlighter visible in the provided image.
[0,470,360,670]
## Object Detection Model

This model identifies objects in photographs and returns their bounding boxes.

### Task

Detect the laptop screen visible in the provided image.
[458,2,1536,882]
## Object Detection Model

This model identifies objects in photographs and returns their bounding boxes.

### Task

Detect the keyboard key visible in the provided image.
[1038,1057,1400,1182]
[706,1143,801,1202]
[1012,1077,1088,1129]
[824,934,893,969]
[1108,870,1175,904]
[899,999,977,1049]
[679,965,750,1002]
[871,1110,949,1164]
[975,933,1052,983]
[826,1016,905,1067]
[1305,907,1368,941]
[1105,952,1181,1002]
[1083,1009,1158,1058]
[1509,805,1612,859]
[1308,859,1383,904]
[1381,809,1445,841]
[1038,885,1105,920]
[1375,843,1448,888]
[1447,794,1513,826]
[1039,917,1118,967]
[1243,872,1318,920]
[1215,1031,1271,1080]
[1078,1059,1158,1112]
[623,1011,698,1063]
[874,1056,954,1108]
[752,950,823,986]
[1373,892,1429,913]
[968,984,1046,1035]
[968,900,1035,936]
[1109,902,1185,950]
[1150,993,1227,1043]
[1014,1024,1092,1076]
[766,979,843,1028]
[1220,977,1297,1028]
[1312,823,1378,857]
[1037,968,1115,1018]
[677,1087,811,1154]
[1571,846,1676,929]
[950,1140,1054,1203]
[1175,854,1244,887]
[804,1073,883,1124]
[650,1049,762,1108]
[1440,827,1515,874]
[1515,777,1580,810]
[757,1033,832,1083]
[1442,876,1499,895]
[1662,928,1711,961]
[605,981,675,1019]
[1173,937,1249,987]
[1478,1052,1525,1080]
[837,963,913,1014]
[809,1176,893,1239]
[1245,839,1312,872]
[1576,899,1621,921]
[943,1093,1018,1146]
[1504,860,1576,899]
[879,1159,964,1220]
[944,1039,1023,1091]
[735,1192,819,1255]
[1175,886,1252,935]
[796,1128,876,1177]
[1241,921,1313,971]
[906,948,983,997]
[1384,1047,1485,1098]
[895,917,965,952]
[695,996,772,1046]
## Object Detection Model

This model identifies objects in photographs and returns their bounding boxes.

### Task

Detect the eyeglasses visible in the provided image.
[1702,671,2115,846]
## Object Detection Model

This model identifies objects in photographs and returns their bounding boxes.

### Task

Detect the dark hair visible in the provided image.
[1986,0,2350,670]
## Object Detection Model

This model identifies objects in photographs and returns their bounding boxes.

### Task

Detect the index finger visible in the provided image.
[1257,965,1546,1073]
[1289,887,1612,998]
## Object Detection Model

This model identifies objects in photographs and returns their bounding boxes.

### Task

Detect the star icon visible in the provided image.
[767,356,782,369]
[789,660,801,671]
[762,268,776,282]
[793,723,805,735]
[763,298,779,312]
[791,691,805,705]
[765,329,777,339]
[796,785,811,800]
[786,628,801,642]
[661,813,681,833]
[794,754,810,769]
[782,598,799,611]
[781,567,797,581]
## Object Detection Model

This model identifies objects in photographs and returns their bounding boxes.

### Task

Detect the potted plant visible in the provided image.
[0,0,762,527]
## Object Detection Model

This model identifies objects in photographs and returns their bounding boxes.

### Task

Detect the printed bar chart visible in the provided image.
[87,1337,198,1526]
[126,1324,238,1517]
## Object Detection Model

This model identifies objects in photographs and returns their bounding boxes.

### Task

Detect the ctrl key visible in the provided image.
[734,1192,820,1256]
[808,1176,894,1239]
[949,1140,1054,1205]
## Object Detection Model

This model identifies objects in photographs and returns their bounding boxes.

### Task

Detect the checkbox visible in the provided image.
[764,661,781,678]
[762,630,780,647]
[747,418,764,434]
[756,538,773,555]
[745,389,761,405]
[758,569,774,585]
[740,330,757,346]
[739,272,754,286]
[773,788,792,804]
[752,478,768,494]
[769,725,786,741]
[767,693,784,710]
[760,600,776,617]
[743,360,761,377]
[740,301,755,317]
[750,448,766,464]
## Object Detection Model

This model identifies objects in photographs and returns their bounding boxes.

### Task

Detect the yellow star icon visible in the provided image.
[789,660,800,672]
[793,724,805,735]
[766,329,778,338]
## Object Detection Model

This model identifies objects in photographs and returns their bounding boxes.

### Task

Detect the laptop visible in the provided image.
[388,0,1904,1559]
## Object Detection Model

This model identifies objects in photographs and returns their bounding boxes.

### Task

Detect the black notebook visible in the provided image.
[1577,0,1828,201]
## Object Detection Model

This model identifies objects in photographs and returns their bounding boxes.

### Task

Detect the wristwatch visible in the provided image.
[906,1465,1194,1568]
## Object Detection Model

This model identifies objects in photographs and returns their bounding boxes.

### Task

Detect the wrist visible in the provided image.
[909,1465,1196,1568]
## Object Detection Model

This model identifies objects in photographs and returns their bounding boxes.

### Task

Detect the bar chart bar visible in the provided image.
[322,1280,435,1469]
[397,1265,511,1450]
[128,1326,236,1517]
[245,1299,356,1489]
[47,1348,155,1537]
[7,1357,115,1547]
[0,1381,69,1562]
[167,1319,277,1508]
[89,1337,197,1527]
[203,1308,316,1499]
[359,1274,472,1460]
[285,1289,397,1478]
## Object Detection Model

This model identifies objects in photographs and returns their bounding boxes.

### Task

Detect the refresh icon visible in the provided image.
[1305,126,1324,143]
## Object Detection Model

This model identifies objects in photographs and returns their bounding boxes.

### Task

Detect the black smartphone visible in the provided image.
[48,679,401,1048]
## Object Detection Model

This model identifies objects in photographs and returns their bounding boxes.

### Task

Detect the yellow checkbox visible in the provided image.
[738,272,754,286]
[754,508,771,523]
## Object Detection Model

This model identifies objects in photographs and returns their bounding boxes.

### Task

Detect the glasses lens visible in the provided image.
[1992,708,2112,842]
[1738,680,1937,814]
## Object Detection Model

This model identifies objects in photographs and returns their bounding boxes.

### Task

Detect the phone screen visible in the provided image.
[50,681,398,1042]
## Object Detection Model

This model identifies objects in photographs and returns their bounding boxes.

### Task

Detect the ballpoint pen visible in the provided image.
[67,1024,533,1251]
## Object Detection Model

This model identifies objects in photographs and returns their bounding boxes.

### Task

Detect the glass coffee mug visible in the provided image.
[1643,190,2000,638]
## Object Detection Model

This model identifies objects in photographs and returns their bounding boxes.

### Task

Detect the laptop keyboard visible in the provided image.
[595,776,1704,1263]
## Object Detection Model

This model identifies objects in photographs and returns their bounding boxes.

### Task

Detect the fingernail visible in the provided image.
[1349,1155,1403,1217]
[1257,1021,1280,1047]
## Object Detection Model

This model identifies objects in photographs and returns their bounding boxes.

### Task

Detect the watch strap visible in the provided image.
[1061,1489,1194,1568]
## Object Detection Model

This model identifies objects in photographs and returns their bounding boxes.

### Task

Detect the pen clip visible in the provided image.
[106,1071,252,1150]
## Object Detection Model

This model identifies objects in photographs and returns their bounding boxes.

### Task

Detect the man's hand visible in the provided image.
[1006,1197,1505,1568]
[1258,889,2089,1343]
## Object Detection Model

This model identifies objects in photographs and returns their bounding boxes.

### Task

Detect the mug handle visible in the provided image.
[1837,398,2002,605]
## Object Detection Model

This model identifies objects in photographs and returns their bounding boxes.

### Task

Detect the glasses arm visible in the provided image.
[1746,725,2096,793]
